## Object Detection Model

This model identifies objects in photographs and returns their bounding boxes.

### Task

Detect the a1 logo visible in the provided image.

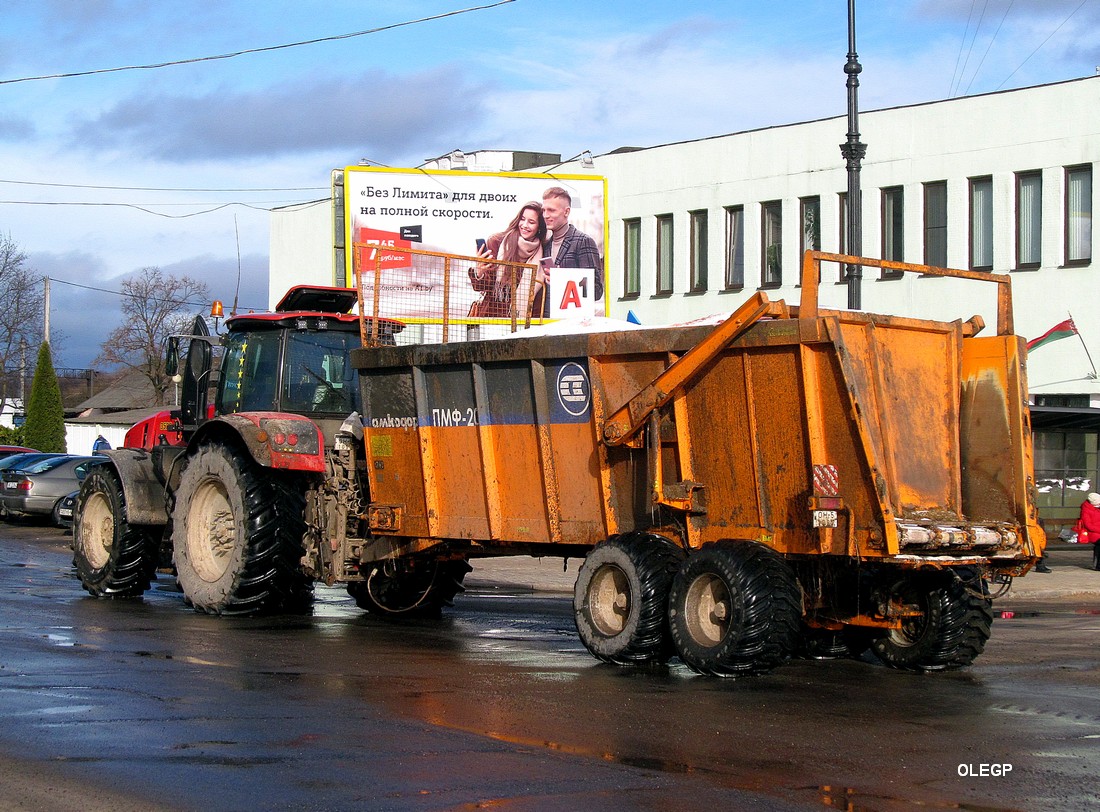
[549,267,596,320]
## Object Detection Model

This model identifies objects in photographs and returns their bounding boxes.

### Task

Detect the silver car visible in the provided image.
[1,456,106,523]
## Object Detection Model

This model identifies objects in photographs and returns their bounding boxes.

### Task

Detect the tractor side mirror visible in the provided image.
[165,336,181,379]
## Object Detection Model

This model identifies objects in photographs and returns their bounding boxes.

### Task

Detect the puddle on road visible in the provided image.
[999,607,1100,618]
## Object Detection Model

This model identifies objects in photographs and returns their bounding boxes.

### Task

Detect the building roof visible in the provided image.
[73,370,161,411]
[67,406,171,427]
[1030,406,1100,432]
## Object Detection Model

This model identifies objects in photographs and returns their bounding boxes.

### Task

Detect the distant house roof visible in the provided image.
[73,370,163,412]
[67,406,172,427]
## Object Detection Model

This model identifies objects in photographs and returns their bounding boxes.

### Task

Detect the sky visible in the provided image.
[1,0,1098,370]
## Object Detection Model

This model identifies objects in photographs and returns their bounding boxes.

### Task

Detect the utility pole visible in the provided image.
[19,340,26,406]
[43,276,51,344]
[841,0,866,310]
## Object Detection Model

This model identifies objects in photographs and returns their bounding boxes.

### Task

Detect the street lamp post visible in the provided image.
[841,0,866,310]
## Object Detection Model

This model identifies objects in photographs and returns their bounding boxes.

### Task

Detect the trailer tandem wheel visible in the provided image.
[72,465,158,598]
[574,534,685,665]
[870,570,993,672]
[172,443,313,615]
[347,558,472,619]
[668,541,801,677]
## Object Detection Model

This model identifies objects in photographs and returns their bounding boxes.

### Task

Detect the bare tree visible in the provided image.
[96,267,210,406]
[0,234,46,414]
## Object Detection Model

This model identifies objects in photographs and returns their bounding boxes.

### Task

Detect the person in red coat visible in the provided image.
[1075,492,1100,571]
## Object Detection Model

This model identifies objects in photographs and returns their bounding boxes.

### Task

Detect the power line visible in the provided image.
[0,1,516,86]
[0,178,327,192]
[949,0,983,98]
[0,200,303,218]
[48,276,262,313]
[963,0,1016,96]
[996,0,1091,91]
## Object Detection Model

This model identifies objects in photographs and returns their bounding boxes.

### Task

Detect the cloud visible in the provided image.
[26,247,270,369]
[68,66,492,164]
[913,0,1098,19]
[156,252,269,314]
[0,116,35,141]
[29,249,117,369]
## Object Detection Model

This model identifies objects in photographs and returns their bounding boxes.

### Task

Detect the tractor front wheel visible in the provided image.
[72,466,157,598]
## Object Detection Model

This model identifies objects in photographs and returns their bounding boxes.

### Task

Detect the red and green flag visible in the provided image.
[1027,318,1078,351]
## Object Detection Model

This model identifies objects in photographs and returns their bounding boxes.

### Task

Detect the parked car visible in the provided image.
[0,452,64,472]
[54,490,78,530]
[0,445,36,456]
[1,456,107,524]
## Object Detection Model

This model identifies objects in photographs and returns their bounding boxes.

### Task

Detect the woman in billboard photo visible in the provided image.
[468,201,548,319]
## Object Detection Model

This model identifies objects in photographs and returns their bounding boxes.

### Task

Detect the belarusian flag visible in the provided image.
[1027,318,1078,351]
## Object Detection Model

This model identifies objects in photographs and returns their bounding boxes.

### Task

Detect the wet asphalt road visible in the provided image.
[1,521,1099,811]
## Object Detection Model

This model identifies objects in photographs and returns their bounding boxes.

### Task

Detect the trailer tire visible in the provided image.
[870,570,993,671]
[348,558,472,619]
[799,627,851,659]
[668,541,801,677]
[72,466,158,598]
[173,443,313,616]
[574,534,685,665]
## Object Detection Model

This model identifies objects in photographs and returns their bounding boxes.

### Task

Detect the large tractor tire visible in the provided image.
[348,558,472,619]
[72,466,158,598]
[574,533,685,665]
[870,570,993,672]
[172,443,312,616]
[668,541,802,677]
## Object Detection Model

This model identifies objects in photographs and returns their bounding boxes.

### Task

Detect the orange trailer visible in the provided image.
[72,254,1043,678]
[351,251,1043,676]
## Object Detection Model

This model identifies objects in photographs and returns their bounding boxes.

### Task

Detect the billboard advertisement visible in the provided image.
[343,166,607,324]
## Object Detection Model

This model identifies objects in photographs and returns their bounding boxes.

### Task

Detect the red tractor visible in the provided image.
[72,286,405,615]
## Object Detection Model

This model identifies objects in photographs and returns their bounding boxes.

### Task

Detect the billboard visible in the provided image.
[343,166,607,324]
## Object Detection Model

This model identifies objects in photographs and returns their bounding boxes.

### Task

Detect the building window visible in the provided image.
[623,218,641,298]
[881,186,904,276]
[656,214,674,295]
[689,209,708,292]
[924,181,948,268]
[724,206,745,290]
[1015,171,1042,269]
[761,200,782,287]
[800,196,820,259]
[1066,164,1093,265]
[1034,394,1090,408]
[1033,430,1099,511]
[969,176,993,270]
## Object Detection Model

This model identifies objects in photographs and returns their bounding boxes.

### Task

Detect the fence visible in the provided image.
[353,244,546,347]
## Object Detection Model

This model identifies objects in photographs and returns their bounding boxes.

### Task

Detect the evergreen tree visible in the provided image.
[23,341,66,453]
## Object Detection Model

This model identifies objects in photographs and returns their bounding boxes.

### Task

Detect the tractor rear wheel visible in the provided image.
[72,466,157,598]
[173,443,312,615]
[574,533,684,665]
[668,541,801,677]
[348,558,472,619]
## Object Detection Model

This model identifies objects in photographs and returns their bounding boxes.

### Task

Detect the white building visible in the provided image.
[269,76,1098,532]
[595,76,1097,403]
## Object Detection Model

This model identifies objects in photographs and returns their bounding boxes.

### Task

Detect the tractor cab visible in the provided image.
[167,286,403,441]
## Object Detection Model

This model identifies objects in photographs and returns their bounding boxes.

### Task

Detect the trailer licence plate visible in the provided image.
[813,510,838,528]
